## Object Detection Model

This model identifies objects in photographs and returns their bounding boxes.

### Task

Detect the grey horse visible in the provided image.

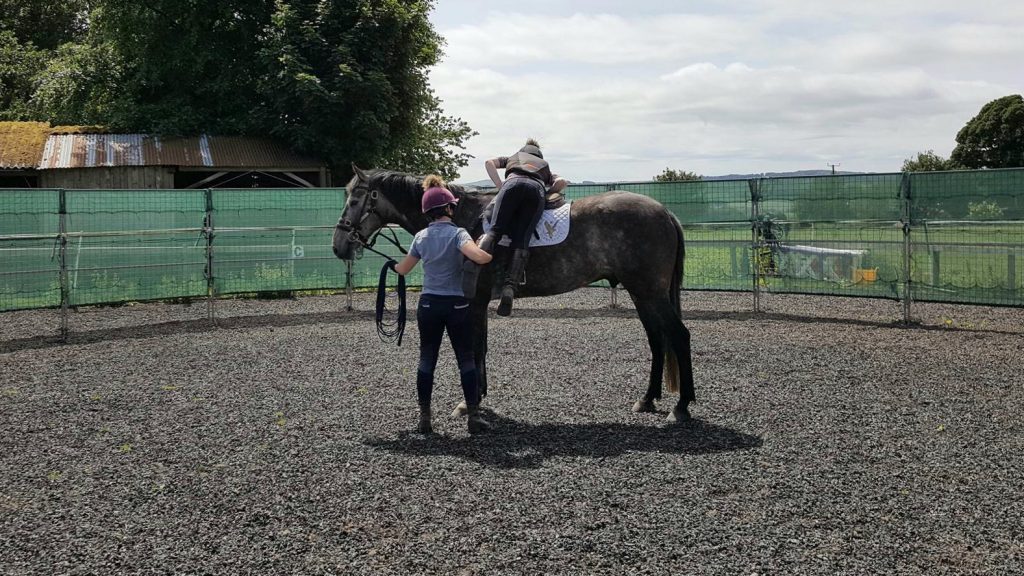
[333,167,695,422]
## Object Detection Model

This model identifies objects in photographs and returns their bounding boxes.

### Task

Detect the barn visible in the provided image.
[0,122,330,188]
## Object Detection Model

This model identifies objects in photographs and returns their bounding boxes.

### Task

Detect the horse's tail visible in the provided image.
[664,212,685,394]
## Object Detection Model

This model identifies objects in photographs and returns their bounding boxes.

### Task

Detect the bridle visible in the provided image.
[335,184,407,259]
[335,180,408,345]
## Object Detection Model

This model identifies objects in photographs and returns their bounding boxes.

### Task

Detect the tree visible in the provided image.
[0,0,90,50]
[0,31,47,120]
[950,94,1024,169]
[0,1,91,121]
[901,150,962,172]
[653,168,702,182]
[4,0,474,179]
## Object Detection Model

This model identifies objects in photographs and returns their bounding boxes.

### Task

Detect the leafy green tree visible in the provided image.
[902,150,962,172]
[3,0,474,179]
[951,94,1024,169]
[30,41,123,126]
[0,0,90,50]
[653,168,702,182]
[0,31,47,120]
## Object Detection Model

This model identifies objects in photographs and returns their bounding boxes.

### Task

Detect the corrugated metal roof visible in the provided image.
[0,121,51,169]
[39,133,324,169]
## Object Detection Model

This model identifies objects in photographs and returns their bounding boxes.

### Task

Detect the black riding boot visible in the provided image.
[461,232,498,299]
[497,248,529,317]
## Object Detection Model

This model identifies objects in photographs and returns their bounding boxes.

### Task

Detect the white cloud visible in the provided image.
[430,3,1024,182]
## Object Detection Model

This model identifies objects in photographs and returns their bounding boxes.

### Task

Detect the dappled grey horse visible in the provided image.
[333,167,695,422]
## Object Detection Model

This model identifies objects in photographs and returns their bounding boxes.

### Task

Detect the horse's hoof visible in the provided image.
[451,401,468,418]
[632,399,657,413]
[666,406,691,424]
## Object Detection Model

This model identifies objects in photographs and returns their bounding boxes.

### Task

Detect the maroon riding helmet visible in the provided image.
[421,186,459,214]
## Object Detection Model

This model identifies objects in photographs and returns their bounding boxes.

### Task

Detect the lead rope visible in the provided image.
[358,229,409,346]
[375,260,407,345]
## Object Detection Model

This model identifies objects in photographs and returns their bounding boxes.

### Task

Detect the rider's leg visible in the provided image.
[479,179,521,253]
[496,184,544,317]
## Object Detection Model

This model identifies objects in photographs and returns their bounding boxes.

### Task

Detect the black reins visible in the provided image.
[336,191,409,346]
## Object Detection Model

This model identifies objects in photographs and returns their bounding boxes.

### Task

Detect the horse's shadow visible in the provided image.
[364,410,762,469]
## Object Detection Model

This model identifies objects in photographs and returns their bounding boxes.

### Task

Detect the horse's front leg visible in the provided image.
[453,299,489,418]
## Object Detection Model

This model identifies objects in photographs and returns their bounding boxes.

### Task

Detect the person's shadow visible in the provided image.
[364,410,762,469]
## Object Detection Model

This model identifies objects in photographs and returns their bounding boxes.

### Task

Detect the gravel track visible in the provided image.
[1,290,1022,575]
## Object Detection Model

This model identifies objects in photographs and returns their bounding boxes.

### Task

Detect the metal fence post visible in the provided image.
[749,178,761,313]
[204,189,216,323]
[345,259,354,311]
[605,183,619,309]
[900,173,912,324]
[58,189,69,341]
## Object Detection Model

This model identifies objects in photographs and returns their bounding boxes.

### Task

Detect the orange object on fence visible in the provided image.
[853,268,878,283]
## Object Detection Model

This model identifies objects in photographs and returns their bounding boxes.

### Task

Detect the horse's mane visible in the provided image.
[364,169,482,202]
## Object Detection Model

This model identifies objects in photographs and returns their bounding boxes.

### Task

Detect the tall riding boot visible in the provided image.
[461,232,498,299]
[417,404,433,434]
[466,404,492,434]
[496,248,529,317]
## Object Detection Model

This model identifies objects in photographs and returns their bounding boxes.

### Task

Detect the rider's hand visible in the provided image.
[386,259,398,271]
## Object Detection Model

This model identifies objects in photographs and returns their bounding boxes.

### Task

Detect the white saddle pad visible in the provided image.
[483,202,572,248]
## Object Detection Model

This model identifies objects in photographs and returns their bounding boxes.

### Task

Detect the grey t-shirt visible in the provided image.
[409,221,473,297]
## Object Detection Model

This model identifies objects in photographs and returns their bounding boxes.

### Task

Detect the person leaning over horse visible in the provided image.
[392,175,494,434]
[477,139,568,316]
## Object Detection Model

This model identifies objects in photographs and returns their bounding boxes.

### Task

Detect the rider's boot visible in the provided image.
[496,248,529,317]
[466,404,492,434]
[417,404,433,434]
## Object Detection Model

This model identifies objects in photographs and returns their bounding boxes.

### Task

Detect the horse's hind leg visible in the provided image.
[662,316,695,423]
[632,305,664,413]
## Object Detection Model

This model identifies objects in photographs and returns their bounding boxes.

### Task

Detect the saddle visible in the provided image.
[480,190,566,235]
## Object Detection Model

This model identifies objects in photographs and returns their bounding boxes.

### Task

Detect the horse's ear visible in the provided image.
[351,163,368,181]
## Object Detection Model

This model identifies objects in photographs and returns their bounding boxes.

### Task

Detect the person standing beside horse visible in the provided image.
[392,175,494,434]
[478,139,567,316]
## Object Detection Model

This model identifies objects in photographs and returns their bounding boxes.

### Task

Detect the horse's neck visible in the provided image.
[453,194,493,233]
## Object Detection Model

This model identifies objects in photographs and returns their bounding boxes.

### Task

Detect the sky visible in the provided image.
[428,0,1024,183]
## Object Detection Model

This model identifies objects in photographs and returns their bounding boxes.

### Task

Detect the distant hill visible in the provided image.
[457,170,862,188]
[703,169,861,181]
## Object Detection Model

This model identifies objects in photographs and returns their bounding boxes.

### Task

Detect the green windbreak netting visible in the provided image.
[0,190,61,311]
[578,180,754,291]
[754,174,905,300]
[1,169,1022,313]
[64,190,207,306]
[212,188,347,295]
[908,170,1024,306]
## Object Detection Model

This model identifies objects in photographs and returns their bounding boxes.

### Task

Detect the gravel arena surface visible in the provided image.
[1,289,1022,575]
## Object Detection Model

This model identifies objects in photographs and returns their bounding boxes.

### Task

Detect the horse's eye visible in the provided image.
[349,199,358,207]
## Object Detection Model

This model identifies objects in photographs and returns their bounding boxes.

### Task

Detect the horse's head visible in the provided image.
[333,164,413,260]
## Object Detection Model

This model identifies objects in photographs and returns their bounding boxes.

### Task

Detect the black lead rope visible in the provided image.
[350,226,409,345]
[375,260,407,345]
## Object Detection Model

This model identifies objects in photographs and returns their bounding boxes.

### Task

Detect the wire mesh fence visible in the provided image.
[1,168,1022,332]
